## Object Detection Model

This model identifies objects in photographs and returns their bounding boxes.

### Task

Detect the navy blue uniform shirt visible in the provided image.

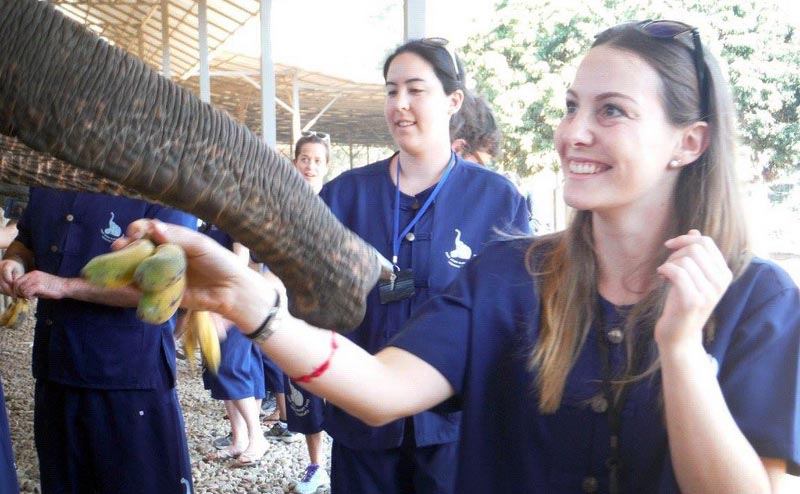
[320,155,530,449]
[392,238,800,493]
[16,189,197,390]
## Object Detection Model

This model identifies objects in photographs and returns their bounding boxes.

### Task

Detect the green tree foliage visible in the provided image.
[462,0,800,179]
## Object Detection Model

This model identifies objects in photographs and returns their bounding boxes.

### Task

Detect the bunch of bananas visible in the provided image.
[178,310,221,373]
[81,239,221,372]
[0,297,32,329]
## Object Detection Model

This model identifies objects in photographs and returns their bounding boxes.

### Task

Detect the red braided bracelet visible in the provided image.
[291,331,339,383]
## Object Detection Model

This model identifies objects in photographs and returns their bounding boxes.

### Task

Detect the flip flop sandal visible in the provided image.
[204,449,240,462]
[232,451,266,468]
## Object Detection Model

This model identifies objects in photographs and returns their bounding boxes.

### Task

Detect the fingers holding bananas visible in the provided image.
[81,238,222,373]
[0,298,32,329]
[82,238,187,324]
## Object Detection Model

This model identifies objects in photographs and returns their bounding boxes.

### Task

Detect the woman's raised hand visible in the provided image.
[655,229,733,351]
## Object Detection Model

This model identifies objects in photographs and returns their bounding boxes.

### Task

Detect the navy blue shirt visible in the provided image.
[16,189,197,390]
[320,155,530,449]
[392,238,800,493]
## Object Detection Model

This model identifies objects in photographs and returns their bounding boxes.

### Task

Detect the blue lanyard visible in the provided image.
[391,151,456,268]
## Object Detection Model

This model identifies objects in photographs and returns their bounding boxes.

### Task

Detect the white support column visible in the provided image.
[291,74,301,145]
[161,0,171,78]
[404,0,427,41]
[198,0,210,103]
[260,0,277,146]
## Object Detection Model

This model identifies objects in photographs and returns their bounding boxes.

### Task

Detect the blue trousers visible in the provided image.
[34,381,193,494]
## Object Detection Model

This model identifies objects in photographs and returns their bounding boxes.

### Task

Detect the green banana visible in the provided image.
[133,243,187,292]
[137,274,186,325]
[81,238,156,288]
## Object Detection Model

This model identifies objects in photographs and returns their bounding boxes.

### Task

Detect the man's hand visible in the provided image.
[14,271,71,300]
[0,258,25,296]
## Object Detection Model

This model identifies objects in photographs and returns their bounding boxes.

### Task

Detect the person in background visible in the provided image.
[278,131,332,494]
[198,224,268,468]
[450,91,540,233]
[0,189,197,494]
[313,38,529,494]
[449,91,501,167]
[122,19,799,494]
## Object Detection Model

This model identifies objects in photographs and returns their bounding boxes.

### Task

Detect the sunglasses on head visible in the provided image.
[598,20,710,121]
[421,37,460,81]
[301,130,331,143]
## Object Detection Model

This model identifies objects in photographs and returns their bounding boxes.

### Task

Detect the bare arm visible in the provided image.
[257,312,455,426]
[660,345,775,493]
[14,270,141,306]
[658,231,773,493]
[122,219,456,425]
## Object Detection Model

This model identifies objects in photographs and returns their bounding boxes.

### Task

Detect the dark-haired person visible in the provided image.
[119,19,799,493]
[278,131,332,494]
[0,190,197,494]
[449,91,501,166]
[314,39,529,494]
[199,225,268,468]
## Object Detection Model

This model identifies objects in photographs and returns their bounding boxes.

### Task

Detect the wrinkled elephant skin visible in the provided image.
[0,0,391,331]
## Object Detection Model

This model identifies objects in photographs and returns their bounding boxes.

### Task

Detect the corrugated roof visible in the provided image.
[50,0,392,147]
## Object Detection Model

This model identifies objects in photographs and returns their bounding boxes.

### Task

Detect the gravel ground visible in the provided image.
[0,312,330,494]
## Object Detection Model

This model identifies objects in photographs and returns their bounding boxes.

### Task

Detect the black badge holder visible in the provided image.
[379,269,415,304]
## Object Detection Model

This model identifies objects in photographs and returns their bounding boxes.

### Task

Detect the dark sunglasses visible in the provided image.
[301,130,331,143]
[595,19,710,120]
[421,37,460,81]
[637,20,710,120]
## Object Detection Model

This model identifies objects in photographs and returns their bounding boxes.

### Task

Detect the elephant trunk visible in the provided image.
[0,0,389,330]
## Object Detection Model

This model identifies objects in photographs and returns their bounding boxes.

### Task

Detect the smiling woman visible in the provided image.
[122,19,800,494]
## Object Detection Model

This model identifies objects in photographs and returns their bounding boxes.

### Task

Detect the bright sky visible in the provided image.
[225,0,797,83]
[225,0,497,83]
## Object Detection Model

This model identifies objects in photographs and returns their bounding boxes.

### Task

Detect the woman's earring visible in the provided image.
[668,159,681,169]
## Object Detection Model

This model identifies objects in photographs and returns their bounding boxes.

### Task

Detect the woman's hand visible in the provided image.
[655,229,733,351]
[119,219,265,324]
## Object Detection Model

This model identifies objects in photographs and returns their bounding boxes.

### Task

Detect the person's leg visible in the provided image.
[230,397,267,462]
[285,378,329,492]
[224,400,248,455]
[306,432,325,467]
[34,381,89,494]
[84,387,194,494]
[265,392,300,442]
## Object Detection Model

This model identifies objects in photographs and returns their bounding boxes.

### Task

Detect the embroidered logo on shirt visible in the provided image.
[100,211,122,243]
[445,228,473,268]
[287,379,312,417]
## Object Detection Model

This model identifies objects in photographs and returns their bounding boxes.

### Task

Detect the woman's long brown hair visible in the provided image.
[526,23,751,413]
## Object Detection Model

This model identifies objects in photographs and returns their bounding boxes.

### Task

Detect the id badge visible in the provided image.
[379,269,415,304]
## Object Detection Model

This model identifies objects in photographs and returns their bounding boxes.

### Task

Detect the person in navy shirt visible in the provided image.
[0,189,197,494]
[279,131,332,494]
[199,224,268,467]
[317,39,529,494]
[118,20,799,494]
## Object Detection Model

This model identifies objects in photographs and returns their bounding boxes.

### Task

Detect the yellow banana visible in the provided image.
[193,311,220,373]
[133,243,187,292]
[0,300,17,326]
[136,274,186,325]
[182,312,198,369]
[0,298,30,328]
[81,238,156,288]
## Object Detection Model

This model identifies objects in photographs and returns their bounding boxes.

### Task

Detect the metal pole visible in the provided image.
[404,0,427,41]
[260,0,277,146]
[161,0,171,78]
[198,0,210,103]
